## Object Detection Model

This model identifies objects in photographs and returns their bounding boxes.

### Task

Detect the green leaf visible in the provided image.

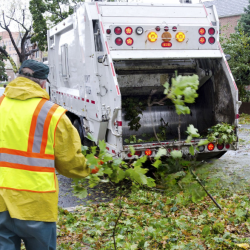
[170,150,183,158]
[155,148,167,160]
[132,155,147,167]
[202,225,211,236]
[147,177,156,187]
[98,140,106,152]
[87,133,95,142]
[186,124,200,138]
[152,159,162,168]
[126,166,148,185]
[129,146,135,156]
[85,154,99,169]
[189,145,195,156]
[197,139,209,146]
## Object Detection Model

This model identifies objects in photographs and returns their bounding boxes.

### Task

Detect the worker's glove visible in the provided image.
[91,166,99,174]
[91,157,104,174]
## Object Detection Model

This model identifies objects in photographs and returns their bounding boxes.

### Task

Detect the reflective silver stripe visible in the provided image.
[0,153,54,168]
[32,101,54,153]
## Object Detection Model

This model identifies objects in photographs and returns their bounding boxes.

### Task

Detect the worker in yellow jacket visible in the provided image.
[0,60,91,250]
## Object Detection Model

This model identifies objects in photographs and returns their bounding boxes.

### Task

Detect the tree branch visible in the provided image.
[6,15,28,31]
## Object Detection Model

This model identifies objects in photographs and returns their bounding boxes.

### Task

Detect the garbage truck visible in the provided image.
[47,0,240,160]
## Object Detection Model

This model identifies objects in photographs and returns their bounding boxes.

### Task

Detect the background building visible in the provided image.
[204,0,249,37]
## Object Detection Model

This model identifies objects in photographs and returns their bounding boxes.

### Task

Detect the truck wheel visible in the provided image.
[73,119,84,145]
[73,119,93,147]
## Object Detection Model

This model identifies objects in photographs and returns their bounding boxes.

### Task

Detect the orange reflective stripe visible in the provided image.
[0,148,54,160]
[0,161,55,173]
[27,99,47,152]
[40,104,59,154]
[53,109,67,147]
[0,95,5,106]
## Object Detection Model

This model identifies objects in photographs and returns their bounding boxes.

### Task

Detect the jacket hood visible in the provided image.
[4,77,50,101]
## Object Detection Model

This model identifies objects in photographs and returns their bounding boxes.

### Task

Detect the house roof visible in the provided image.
[204,0,249,17]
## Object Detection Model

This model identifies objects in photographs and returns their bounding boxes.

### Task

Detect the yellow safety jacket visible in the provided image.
[0,95,65,193]
[0,77,90,222]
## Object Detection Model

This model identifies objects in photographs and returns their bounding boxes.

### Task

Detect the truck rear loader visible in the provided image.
[47,0,240,160]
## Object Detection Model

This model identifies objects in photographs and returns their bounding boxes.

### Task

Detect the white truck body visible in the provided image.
[47,1,239,160]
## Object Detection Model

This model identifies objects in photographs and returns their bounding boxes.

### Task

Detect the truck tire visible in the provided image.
[73,119,84,145]
[73,119,93,147]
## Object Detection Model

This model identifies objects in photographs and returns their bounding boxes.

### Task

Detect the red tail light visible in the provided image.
[125,27,133,35]
[155,26,161,31]
[172,26,177,32]
[208,37,215,44]
[199,28,206,35]
[225,144,230,149]
[115,37,123,46]
[162,42,172,47]
[126,37,134,46]
[127,153,132,157]
[208,28,215,35]
[199,37,206,44]
[207,143,215,151]
[114,27,122,35]
[217,144,224,150]
[106,29,111,34]
[236,114,240,119]
[135,151,142,157]
[164,26,169,31]
[145,149,152,156]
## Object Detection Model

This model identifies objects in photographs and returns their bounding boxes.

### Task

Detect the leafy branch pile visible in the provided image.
[163,74,199,115]
[122,97,147,131]
[58,163,250,249]
[207,123,236,145]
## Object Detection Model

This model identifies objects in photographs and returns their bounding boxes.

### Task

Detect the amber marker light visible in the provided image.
[148,32,158,42]
[162,32,172,42]
[176,32,185,42]
[207,143,215,151]
[145,149,152,156]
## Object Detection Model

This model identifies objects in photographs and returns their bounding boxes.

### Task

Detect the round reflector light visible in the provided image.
[135,151,142,157]
[176,32,185,42]
[199,37,206,44]
[114,27,122,35]
[125,27,133,35]
[208,27,215,35]
[148,32,158,42]
[217,144,224,150]
[162,32,172,42]
[208,36,215,44]
[207,143,215,151]
[225,144,230,149]
[172,26,177,32]
[164,26,169,31]
[155,26,161,31]
[106,29,111,34]
[162,42,172,47]
[115,37,123,46]
[126,37,134,46]
[127,153,132,157]
[136,27,144,35]
[145,149,152,156]
[198,145,205,152]
[199,28,206,35]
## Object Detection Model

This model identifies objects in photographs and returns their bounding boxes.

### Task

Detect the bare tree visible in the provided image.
[0,6,39,66]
